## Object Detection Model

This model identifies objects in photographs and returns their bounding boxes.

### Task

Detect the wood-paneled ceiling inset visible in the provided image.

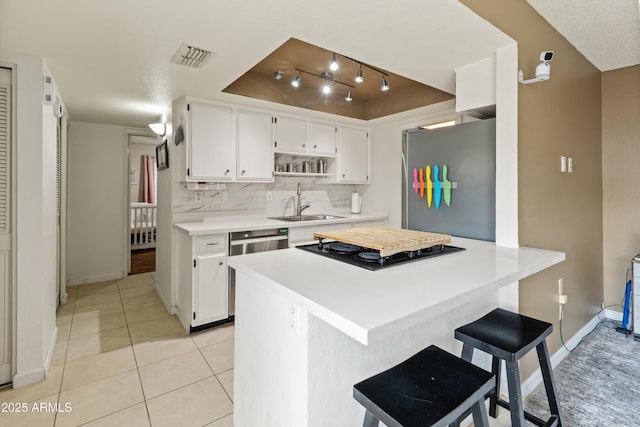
[223,38,455,120]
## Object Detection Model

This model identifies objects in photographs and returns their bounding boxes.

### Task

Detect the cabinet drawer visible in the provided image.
[197,236,226,255]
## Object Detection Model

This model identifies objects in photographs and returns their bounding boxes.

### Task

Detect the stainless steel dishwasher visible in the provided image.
[228,228,289,316]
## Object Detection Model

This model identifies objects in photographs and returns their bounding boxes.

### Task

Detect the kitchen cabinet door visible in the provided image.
[195,252,228,325]
[309,121,337,156]
[188,102,235,181]
[338,127,370,184]
[237,110,274,181]
[274,116,307,154]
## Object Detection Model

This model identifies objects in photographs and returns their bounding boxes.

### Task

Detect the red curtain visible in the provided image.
[139,155,156,204]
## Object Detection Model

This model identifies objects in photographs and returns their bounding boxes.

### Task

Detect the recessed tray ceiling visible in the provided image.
[223,38,455,120]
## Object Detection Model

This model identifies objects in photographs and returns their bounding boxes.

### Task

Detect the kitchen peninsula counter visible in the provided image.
[228,237,564,426]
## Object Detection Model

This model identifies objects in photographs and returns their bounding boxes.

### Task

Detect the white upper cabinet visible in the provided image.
[337,127,370,184]
[308,121,337,156]
[188,101,235,181]
[237,110,274,182]
[274,116,307,154]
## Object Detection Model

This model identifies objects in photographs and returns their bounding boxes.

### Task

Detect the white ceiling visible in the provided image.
[528,0,640,72]
[0,0,514,128]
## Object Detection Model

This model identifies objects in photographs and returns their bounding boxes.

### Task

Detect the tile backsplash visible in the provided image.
[172,179,356,217]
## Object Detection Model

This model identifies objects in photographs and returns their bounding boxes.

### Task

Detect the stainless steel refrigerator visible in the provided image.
[402,118,496,241]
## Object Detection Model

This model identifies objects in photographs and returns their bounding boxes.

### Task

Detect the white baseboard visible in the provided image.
[154,281,176,315]
[520,312,605,398]
[604,308,622,322]
[13,367,46,388]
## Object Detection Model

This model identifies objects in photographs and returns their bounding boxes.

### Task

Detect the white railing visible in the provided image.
[131,203,156,249]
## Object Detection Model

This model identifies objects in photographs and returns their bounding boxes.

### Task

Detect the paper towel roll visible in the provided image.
[351,192,362,214]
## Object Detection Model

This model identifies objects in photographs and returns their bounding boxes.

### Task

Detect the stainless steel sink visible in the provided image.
[268,214,345,222]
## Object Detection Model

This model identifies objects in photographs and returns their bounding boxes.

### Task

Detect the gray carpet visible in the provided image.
[524,321,640,426]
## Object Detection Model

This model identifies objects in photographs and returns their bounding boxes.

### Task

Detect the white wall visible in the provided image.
[67,122,127,284]
[0,50,58,387]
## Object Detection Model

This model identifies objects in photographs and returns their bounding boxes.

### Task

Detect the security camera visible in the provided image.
[540,51,554,62]
[520,50,555,84]
[535,51,554,80]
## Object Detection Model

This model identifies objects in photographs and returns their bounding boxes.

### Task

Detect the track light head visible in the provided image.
[381,76,390,91]
[273,71,283,80]
[345,89,352,102]
[291,72,301,88]
[329,53,339,71]
[355,65,364,83]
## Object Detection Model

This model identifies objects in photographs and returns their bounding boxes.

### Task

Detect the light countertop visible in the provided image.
[228,237,565,345]
[174,213,387,236]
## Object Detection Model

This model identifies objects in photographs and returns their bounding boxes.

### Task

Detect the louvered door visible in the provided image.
[0,67,12,384]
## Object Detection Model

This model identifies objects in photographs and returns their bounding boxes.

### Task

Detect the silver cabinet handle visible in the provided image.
[241,170,246,175]
[313,144,317,149]
[342,174,346,178]
[219,261,224,266]
[224,169,230,175]
[206,242,219,246]
[302,143,306,147]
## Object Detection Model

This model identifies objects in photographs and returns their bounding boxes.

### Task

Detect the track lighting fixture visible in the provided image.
[345,89,352,102]
[291,67,354,98]
[355,65,364,83]
[381,76,390,91]
[329,53,339,71]
[273,70,283,80]
[291,72,301,87]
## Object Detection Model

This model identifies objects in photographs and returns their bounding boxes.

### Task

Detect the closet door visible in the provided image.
[0,67,12,384]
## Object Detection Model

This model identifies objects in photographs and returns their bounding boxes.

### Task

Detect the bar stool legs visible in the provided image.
[455,308,565,427]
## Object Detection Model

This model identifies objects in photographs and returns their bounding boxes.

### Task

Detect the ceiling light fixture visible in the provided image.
[148,123,166,136]
[329,53,339,71]
[381,76,390,91]
[420,120,457,130]
[355,65,364,83]
[345,89,352,102]
[273,70,283,80]
[291,72,302,87]
[292,67,354,98]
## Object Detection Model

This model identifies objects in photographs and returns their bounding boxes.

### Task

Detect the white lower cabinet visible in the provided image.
[177,232,229,332]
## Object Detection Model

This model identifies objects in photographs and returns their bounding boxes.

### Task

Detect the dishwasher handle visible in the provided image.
[229,234,288,247]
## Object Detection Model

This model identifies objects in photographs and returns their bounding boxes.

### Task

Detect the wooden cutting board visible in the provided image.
[313,226,452,257]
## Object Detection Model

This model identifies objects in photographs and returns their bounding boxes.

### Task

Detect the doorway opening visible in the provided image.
[126,133,158,275]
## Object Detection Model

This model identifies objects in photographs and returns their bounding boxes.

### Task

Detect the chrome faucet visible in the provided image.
[296,182,310,216]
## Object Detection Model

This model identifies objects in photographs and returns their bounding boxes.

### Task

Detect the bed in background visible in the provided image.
[131,202,157,249]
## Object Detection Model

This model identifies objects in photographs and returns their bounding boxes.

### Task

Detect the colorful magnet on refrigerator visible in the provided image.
[413,168,418,194]
[426,165,433,207]
[419,168,425,199]
[442,165,451,206]
[433,165,442,209]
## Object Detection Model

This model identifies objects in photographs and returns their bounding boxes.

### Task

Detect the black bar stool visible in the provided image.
[353,345,495,427]
[454,308,565,427]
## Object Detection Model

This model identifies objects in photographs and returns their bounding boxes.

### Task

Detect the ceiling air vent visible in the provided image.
[170,43,215,69]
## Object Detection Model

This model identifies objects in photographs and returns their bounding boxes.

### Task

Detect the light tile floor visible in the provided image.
[0,272,235,427]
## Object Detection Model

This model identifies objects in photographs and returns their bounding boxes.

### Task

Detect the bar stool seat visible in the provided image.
[353,345,495,427]
[455,308,565,427]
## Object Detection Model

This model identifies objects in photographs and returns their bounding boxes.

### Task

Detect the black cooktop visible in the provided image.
[297,241,465,271]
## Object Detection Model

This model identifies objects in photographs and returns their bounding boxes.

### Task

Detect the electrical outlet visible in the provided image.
[558,278,563,295]
[194,191,203,203]
[267,191,272,201]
